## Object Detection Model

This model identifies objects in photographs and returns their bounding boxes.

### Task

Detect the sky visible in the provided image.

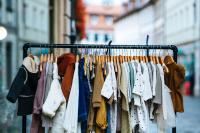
[84,0,128,5]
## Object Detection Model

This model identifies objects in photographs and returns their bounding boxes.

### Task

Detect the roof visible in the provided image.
[114,0,158,23]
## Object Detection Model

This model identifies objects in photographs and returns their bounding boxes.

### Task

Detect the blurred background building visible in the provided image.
[82,0,122,43]
[0,0,200,132]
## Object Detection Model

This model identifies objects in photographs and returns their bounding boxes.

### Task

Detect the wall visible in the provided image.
[165,0,200,96]
[114,4,156,44]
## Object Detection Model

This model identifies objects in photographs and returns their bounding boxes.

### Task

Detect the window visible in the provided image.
[105,15,113,26]
[90,14,99,25]
[94,33,99,42]
[102,0,113,6]
[193,2,196,23]
[0,0,2,8]
[32,7,37,29]
[6,0,13,12]
[104,34,109,42]
[40,10,45,31]
[23,3,27,26]
[6,42,12,88]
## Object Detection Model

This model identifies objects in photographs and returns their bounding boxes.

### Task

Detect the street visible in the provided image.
[150,96,200,133]
[176,96,200,133]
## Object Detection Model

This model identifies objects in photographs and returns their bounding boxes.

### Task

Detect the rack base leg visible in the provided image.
[22,116,26,133]
[172,127,176,133]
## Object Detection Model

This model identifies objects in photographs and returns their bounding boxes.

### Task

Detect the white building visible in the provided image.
[165,0,200,96]
[114,0,161,44]
[17,0,49,62]
[0,0,18,91]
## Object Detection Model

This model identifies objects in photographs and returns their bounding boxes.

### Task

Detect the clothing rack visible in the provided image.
[22,43,178,133]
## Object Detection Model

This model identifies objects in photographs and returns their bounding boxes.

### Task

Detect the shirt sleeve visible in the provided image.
[7,67,27,103]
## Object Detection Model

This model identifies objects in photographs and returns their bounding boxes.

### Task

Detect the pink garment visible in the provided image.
[30,63,46,133]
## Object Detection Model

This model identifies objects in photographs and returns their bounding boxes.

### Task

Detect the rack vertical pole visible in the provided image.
[22,46,28,133]
[172,45,178,133]
[146,35,149,56]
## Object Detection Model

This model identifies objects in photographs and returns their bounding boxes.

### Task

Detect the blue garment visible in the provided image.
[106,104,111,133]
[78,58,90,133]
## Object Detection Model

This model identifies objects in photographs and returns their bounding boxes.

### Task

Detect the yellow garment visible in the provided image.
[92,63,104,107]
[96,97,107,131]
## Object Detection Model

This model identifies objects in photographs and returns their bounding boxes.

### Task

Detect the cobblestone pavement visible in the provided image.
[150,96,200,133]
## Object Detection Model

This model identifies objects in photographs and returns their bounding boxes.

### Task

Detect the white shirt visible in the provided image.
[131,61,148,132]
[141,62,153,101]
[156,64,176,132]
[150,61,157,96]
[42,63,66,132]
[63,62,79,133]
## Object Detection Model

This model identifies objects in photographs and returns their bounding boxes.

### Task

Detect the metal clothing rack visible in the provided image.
[22,43,178,133]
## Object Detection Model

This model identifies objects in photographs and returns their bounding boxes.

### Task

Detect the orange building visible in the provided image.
[83,3,122,43]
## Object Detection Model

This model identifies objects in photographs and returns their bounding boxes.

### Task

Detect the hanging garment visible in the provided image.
[92,63,104,108]
[57,53,76,100]
[149,62,157,120]
[96,97,107,132]
[130,60,137,99]
[87,63,103,132]
[156,64,176,132]
[43,62,53,102]
[42,62,54,127]
[101,62,114,100]
[146,62,153,94]
[124,62,132,103]
[150,61,157,97]
[78,58,90,133]
[131,61,148,132]
[87,96,95,132]
[42,63,66,132]
[106,104,111,133]
[94,63,107,132]
[153,64,162,105]
[63,62,79,132]
[128,62,135,100]
[31,63,47,133]
[165,62,185,112]
[110,62,117,133]
[120,63,131,133]
[117,61,121,98]
[141,61,153,101]
[7,56,39,115]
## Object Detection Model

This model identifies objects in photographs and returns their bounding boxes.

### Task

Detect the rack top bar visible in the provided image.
[23,43,178,52]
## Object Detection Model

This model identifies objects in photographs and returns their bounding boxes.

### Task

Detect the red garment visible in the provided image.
[57,53,76,100]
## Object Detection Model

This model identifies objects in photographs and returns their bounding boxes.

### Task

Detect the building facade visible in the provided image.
[17,0,49,61]
[114,0,162,44]
[165,0,200,96]
[83,2,122,44]
[0,0,18,92]
[0,0,50,131]
[0,0,19,131]
[50,0,72,54]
